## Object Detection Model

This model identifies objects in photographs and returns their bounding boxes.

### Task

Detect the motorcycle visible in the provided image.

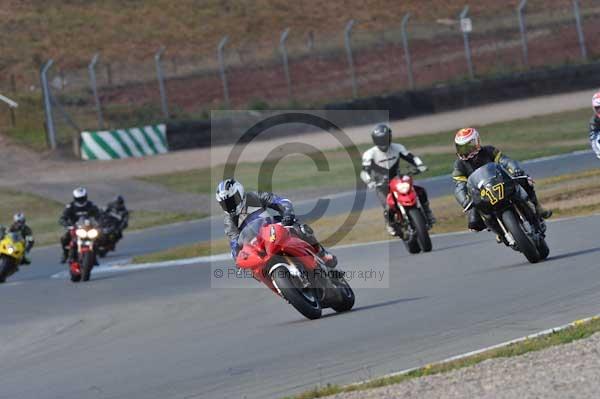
[0,231,26,283]
[236,215,355,320]
[464,163,549,264]
[96,212,122,258]
[382,168,432,254]
[68,218,100,282]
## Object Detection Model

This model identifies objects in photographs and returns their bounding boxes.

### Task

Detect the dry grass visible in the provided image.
[2,0,571,78]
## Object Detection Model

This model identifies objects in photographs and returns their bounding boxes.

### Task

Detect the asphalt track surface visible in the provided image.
[2,212,600,399]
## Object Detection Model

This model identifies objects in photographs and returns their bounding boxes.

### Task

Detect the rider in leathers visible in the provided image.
[216,179,337,268]
[452,128,552,232]
[589,91,600,159]
[59,187,101,262]
[360,124,436,236]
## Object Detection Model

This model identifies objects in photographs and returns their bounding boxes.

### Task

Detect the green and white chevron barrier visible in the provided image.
[80,124,168,160]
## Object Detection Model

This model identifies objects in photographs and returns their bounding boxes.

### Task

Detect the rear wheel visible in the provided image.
[408,208,432,253]
[0,256,16,283]
[330,276,355,313]
[271,265,322,320]
[501,209,540,263]
[81,252,94,282]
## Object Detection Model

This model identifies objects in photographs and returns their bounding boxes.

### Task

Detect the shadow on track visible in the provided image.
[278,296,426,325]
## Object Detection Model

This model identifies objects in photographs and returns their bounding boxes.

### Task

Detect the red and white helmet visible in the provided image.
[455,128,481,160]
[592,91,600,117]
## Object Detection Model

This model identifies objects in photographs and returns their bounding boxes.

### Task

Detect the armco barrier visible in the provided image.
[81,124,168,160]
[165,61,600,150]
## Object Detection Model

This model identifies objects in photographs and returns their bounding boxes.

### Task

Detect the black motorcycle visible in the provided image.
[96,212,122,257]
[464,163,549,264]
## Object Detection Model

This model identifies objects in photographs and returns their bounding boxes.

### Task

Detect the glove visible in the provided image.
[417,165,428,173]
[281,214,296,226]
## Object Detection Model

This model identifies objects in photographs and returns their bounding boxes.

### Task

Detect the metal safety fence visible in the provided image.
[7,1,598,152]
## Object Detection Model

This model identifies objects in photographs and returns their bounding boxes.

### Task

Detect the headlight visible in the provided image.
[396,182,411,194]
[7,247,14,255]
[87,229,99,239]
[76,229,88,239]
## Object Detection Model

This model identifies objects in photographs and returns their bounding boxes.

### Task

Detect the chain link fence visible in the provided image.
[21,1,600,153]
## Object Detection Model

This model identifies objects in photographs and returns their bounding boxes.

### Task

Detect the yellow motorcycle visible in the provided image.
[0,232,25,283]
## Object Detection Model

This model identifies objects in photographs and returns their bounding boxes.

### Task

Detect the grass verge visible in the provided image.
[286,317,600,399]
[132,167,600,263]
[139,108,590,195]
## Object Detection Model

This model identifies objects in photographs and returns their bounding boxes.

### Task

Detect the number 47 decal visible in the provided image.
[482,183,505,205]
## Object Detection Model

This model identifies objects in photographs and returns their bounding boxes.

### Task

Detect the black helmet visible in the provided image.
[371,124,392,152]
[114,195,125,206]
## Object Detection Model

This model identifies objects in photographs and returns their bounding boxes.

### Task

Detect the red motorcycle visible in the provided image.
[236,215,355,320]
[68,218,100,282]
[385,169,432,254]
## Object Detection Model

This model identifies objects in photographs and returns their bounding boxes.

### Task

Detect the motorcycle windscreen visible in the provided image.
[467,163,514,211]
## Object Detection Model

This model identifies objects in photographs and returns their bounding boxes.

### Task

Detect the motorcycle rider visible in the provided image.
[104,195,129,241]
[58,187,101,263]
[360,123,436,236]
[452,127,553,232]
[589,91,600,159]
[216,178,337,268]
[2,212,34,264]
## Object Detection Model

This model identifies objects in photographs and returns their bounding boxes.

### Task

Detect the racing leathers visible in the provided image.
[223,191,336,267]
[360,143,436,231]
[452,145,550,231]
[589,115,600,159]
[59,201,101,262]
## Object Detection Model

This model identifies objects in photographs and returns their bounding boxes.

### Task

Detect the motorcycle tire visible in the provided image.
[537,238,550,260]
[408,208,432,253]
[0,256,16,283]
[271,265,322,320]
[403,236,421,254]
[81,252,94,282]
[501,209,540,264]
[330,276,355,313]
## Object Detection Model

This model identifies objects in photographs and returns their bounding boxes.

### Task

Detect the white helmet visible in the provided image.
[73,187,88,207]
[455,128,482,160]
[216,179,245,215]
[593,91,600,117]
[13,212,25,225]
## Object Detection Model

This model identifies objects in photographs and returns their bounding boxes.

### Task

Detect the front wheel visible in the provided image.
[330,276,355,313]
[81,252,94,282]
[271,266,322,320]
[408,208,432,253]
[0,256,17,283]
[501,209,540,263]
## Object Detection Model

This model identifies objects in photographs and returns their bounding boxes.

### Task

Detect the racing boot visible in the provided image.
[60,249,68,264]
[317,245,337,269]
[385,222,397,236]
[21,252,31,265]
[535,202,553,219]
[422,201,437,229]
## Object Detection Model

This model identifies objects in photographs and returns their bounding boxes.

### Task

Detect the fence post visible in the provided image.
[88,53,104,129]
[573,0,588,61]
[279,28,292,102]
[217,36,230,108]
[344,19,357,98]
[517,0,529,67]
[40,59,57,150]
[401,13,415,89]
[459,6,474,80]
[154,46,169,119]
